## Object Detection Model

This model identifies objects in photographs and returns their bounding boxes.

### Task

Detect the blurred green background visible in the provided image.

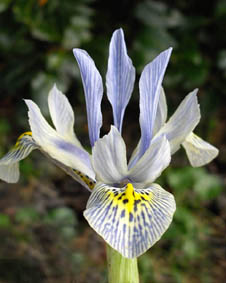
[0,0,225,282]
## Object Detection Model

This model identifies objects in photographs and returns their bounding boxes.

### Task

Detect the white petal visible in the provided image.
[156,89,201,154]
[106,28,135,133]
[153,86,168,135]
[129,135,171,184]
[0,163,19,183]
[73,48,103,146]
[92,126,128,184]
[84,182,176,258]
[139,48,172,158]
[182,132,219,167]
[0,132,38,183]
[48,84,82,148]
[25,99,95,179]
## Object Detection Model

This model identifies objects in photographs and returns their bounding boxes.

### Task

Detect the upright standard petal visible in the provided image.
[92,126,128,184]
[156,89,201,154]
[48,84,82,148]
[106,28,135,133]
[129,135,171,184]
[182,132,219,167]
[73,49,103,147]
[0,132,38,183]
[84,182,176,258]
[153,87,168,135]
[129,87,168,169]
[139,48,172,160]
[25,99,95,180]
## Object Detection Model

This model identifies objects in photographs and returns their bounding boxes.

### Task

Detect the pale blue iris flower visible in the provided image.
[0,29,218,258]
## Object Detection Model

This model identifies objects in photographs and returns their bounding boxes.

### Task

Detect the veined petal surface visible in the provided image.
[139,48,172,160]
[129,135,171,184]
[0,132,37,183]
[73,49,103,146]
[129,87,168,169]
[84,182,176,258]
[156,89,201,154]
[25,99,95,180]
[92,126,128,184]
[48,84,82,148]
[106,28,135,133]
[182,132,219,167]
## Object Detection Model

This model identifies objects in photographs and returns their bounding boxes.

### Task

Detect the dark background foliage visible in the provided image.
[0,0,225,282]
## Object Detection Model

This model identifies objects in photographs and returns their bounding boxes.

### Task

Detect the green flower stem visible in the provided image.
[106,244,139,283]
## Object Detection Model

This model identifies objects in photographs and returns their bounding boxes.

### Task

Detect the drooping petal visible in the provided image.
[73,48,103,146]
[0,132,38,183]
[153,86,167,135]
[128,135,171,184]
[182,132,219,167]
[48,84,83,148]
[106,28,136,133]
[139,48,172,159]
[0,163,19,183]
[92,126,128,184]
[42,152,96,191]
[84,182,176,258]
[156,89,201,154]
[25,99,95,180]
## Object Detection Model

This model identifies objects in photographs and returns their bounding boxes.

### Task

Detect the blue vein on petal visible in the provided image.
[138,47,172,161]
[73,49,103,147]
[106,28,135,133]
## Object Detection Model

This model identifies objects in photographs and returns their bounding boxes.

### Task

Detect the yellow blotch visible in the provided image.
[73,169,96,190]
[108,183,153,213]
[16,132,32,146]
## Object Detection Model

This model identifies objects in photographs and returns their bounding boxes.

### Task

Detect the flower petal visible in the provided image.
[182,132,219,167]
[84,182,176,258]
[25,99,95,180]
[153,86,167,135]
[0,132,37,183]
[92,126,128,184]
[129,135,171,184]
[129,86,168,169]
[42,154,96,191]
[156,89,201,154]
[139,48,172,159]
[106,28,136,133]
[73,48,103,146]
[48,84,83,148]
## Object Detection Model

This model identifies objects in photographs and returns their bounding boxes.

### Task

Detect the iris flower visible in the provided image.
[0,29,218,259]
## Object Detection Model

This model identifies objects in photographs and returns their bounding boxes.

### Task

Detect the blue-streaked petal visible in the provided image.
[156,89,201,154]
[106,28,136,133]
[92,126,128,184]
[73,48,103,147]
[0,132,38,183]
[84,182,176,258]
[128,135,171,184]
[153,87,167,135]
[182,132,219,167]
[48,84,83,148]
[129,87,168,169]
[139,48,172,159]
[25,99,95,180]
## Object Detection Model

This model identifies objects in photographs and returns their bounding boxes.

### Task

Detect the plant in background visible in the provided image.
[0,29,218,282]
